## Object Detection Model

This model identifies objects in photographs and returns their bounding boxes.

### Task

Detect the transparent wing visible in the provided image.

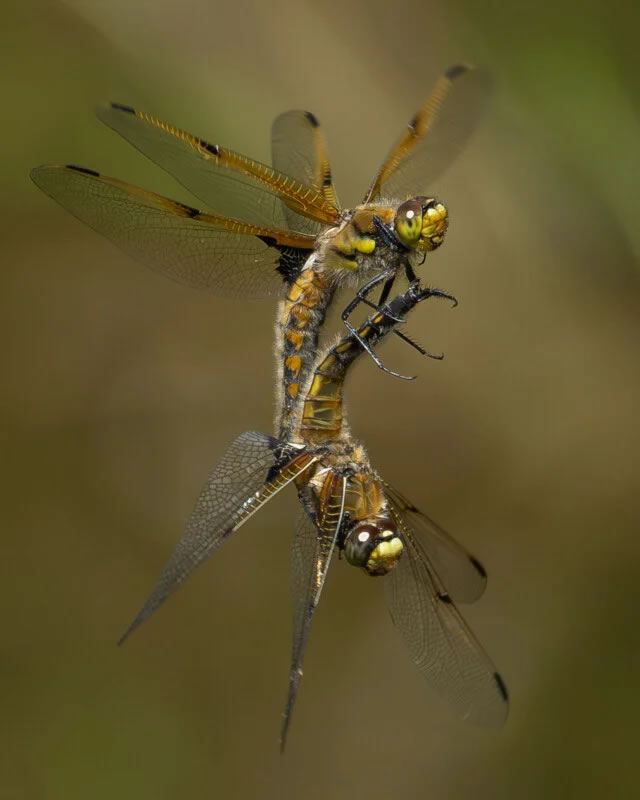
[271,110,340,235]
[383,480,487,603]
[386,522,508,727]
[364,64,493,202]
[280,476,346,751]
[31,165,315,299]
[119,432,316,643]
[97,103,340,231]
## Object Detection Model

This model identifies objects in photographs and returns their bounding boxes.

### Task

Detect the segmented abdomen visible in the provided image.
[276,266,334,440]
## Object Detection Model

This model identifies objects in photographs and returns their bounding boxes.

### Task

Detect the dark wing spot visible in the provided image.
[264,441,298,485]
[66,165,100,177]
[202,140,220,157]
[257,238,308,285]
[110,102,136,114]
[469,555,487,579]
[438,592,452,604]
[408,113,419,132]
[445,64,470,81]
[175,202,200,218]
[304,111,319,128]
[275,246,309,284]
[257,235,278,248]
[494,672,509,702]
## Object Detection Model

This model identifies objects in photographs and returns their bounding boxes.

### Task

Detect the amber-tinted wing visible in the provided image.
[271,110,340,235]
[280,476,346,751]
[118,432,316,644]
[31,165,315,298]
[364,64,493,203]
[383,481,487,603]
[385,502,508,727]
[97,103,341,232]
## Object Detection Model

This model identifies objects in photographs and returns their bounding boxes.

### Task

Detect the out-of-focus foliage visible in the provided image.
[2,0,638,797]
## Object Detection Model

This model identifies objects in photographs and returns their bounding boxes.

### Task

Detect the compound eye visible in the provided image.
[344,523,377,567]
[394,198,424,248]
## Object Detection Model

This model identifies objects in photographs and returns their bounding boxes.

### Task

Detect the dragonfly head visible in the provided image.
[394,197,448,252]
[344,518,403,576]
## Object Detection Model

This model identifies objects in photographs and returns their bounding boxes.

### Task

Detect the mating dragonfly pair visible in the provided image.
[32,64,508,747]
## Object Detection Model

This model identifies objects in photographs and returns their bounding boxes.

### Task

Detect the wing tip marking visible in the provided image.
[110,101,136,114]
[66,164,100,177]
[469,555,487,579]
[304,111,319,128]
[446,63,472,81]
[494,671,509,703]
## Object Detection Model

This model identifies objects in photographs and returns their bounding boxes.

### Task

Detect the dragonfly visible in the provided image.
[117,280,509,749]
[31,64,491,440]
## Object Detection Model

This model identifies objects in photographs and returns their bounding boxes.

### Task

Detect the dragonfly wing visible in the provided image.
[97,103,340,231]
[386,524,508,727]
[364,64,493,202]
[383,479,487,603]
[31,165,315,298]
[280,476,346,751]
[119,432,316,643]
[271,110,340,235]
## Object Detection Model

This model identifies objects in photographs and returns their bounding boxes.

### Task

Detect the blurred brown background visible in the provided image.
[3,0,639,797]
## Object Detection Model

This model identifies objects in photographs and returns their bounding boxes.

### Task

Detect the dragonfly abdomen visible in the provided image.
[276,264,334,439]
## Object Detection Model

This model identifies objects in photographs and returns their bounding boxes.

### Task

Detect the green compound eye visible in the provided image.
[394,198,424,247]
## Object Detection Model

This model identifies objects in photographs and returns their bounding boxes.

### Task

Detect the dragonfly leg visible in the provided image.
[353,272,400,316]
[341,271,417,380]
[425,287,458,308]
[376,272,397,307]
[394,329,444,360]
[344,270,406,324]
[391,283,458,359]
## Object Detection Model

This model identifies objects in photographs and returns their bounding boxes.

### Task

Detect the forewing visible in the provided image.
[364,64,493,202]
[383,480,487,603]
[31,165,315,298]
[280,476,346,750]
[271,110,340,235]
[97,103,340,231]
[386,526,508,727]
[119,432,316,643]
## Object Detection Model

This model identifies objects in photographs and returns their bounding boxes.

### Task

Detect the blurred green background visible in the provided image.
[3,0,639,797]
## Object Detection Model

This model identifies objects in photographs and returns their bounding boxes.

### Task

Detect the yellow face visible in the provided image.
[344,517,404,576]
[394,197,448,252]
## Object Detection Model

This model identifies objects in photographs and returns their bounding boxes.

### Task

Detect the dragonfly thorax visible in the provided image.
[323,197,448,282]
[343,517,403,576]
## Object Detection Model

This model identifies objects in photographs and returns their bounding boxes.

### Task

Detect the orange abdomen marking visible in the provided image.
[285,355,302,375]
[277,267,334,440]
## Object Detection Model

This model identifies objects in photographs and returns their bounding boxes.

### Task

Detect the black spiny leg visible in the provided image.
[376,272,396,307]
[341,211,459,376]
[404,261,418,284]
[399,260,458,358]
[341,270,417,380]
[356,277,443,360]
[374,265,439,358]
[394,329,443,360]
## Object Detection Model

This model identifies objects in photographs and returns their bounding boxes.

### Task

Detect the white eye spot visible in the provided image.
[405,209,415,219]
[381,529,394,538]
[357,531,370,543]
